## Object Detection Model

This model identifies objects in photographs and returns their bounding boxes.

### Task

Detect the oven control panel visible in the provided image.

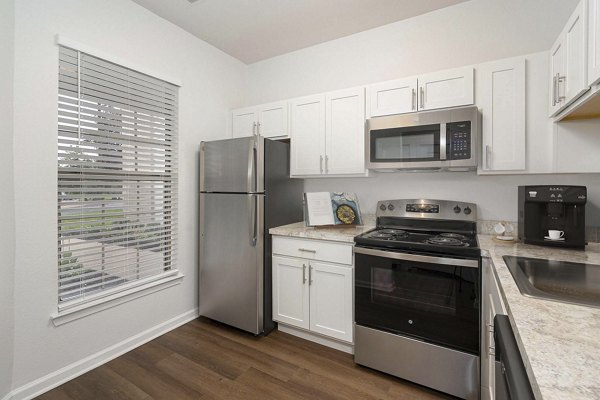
[376,199,477,221]
[406,203,439,213]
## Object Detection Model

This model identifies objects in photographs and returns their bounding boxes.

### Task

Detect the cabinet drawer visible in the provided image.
[272,236,353,266]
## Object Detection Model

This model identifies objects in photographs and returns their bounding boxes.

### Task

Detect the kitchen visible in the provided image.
[2,0,600,399]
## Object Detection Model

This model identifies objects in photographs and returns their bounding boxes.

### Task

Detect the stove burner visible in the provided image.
[425,236,469,247]
[379,229,407,235]
[438,233,467,240]
[367,228,409,240]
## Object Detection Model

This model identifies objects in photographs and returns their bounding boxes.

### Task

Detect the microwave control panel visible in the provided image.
[447,121,471,160]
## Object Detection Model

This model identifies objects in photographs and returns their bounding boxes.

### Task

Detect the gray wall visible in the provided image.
[0,0,15,397]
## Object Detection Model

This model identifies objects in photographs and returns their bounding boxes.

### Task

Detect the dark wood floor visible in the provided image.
[37,318,456,400]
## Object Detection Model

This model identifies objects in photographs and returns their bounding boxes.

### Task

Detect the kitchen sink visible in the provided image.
[502,256,600,308]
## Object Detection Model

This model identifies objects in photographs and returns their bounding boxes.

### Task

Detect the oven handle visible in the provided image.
[354,247,479,268]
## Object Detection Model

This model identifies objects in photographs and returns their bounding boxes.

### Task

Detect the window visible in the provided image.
[57,45,178,310]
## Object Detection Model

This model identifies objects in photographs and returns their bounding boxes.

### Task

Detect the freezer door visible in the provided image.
[199,193,264,334]
[200,136,264,193]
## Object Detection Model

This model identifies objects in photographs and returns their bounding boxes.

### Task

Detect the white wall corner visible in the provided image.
[7,308,199,400]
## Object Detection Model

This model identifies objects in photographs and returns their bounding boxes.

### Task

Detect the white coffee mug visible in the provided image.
[548,230,564,240]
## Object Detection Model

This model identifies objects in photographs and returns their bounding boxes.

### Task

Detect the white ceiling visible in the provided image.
[131,0,470,64]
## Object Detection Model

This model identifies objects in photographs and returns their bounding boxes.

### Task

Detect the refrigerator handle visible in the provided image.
[247,138,257,192]
[249,195,258,247]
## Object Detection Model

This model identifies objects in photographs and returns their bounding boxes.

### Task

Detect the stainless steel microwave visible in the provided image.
[366,106,480,171]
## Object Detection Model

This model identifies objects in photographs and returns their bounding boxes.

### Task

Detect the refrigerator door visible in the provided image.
[199,192,264,334]
[200,136,264,193]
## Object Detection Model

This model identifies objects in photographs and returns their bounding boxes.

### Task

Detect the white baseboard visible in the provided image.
[278,324,354,354]
[7,308,199,400]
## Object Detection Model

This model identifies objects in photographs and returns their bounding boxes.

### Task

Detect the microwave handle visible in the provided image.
[440,124,447,161]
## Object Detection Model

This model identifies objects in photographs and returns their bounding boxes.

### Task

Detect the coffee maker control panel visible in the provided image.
[524,186,587,204]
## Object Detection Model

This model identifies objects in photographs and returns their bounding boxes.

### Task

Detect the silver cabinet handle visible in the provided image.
[552,75,557,106]
[298,248,317,253]
[489,346,495,356]
[252,121,257,136]
[256,121,261,136]
[302,264,307,284]
[411,88,416,110]
[309,264,313,285]
[488,323,494,333]
[319,155,323,173]
[485,145,492,170]
[324,155,329,173]
[419,86,425,109]
[557,74,566,103]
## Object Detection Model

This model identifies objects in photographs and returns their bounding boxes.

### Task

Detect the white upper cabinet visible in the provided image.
[565,1,589,102]
[549,39,566,116]
[549,0,589,116]
[478,58,526,172]
[325,87,366,175]
[231,101,289,138]
[418,66,474,111]
[365,67,474,118]
[589,0,600,86]
[258,101,289,138]
[290,88,367,177]
[232,107,258,138]
[366,77,417,117]
[290,95,326,176]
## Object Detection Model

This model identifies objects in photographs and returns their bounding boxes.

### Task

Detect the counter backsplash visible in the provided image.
[477,220,600,243]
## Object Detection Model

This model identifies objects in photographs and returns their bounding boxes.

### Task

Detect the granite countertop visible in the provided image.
[269,221,375,243]
[479,235,600,400]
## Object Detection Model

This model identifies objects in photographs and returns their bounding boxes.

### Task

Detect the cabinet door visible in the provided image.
[564,0,589,104]
[290,95,326,176]
[418,67,474,111]
[589,0,600,86]
[309,261,353,342]
[272,256,309,330]
[366,78,417,117]
[549,37,566,116]
[232,107,258,138]
[481,257,507,400]
[479,58,526,171]
[258,101,289,138]
[325,88,366,175]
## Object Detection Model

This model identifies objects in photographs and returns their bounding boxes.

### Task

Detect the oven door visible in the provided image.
[354,247,480,355]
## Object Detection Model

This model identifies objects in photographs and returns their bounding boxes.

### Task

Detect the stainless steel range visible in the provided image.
[354,199,481,400]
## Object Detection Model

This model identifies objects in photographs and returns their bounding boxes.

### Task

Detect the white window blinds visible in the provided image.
[57,45,178,309]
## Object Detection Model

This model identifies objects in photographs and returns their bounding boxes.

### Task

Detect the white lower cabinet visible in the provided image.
[481,256,507,400]
[308,261,353,341]
[272,256,310,329]
[272,236,354,344]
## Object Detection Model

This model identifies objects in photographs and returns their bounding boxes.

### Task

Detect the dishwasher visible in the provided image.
[494,315,535,400]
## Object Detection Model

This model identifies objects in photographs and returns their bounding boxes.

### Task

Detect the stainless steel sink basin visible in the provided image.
[502,255,600,308]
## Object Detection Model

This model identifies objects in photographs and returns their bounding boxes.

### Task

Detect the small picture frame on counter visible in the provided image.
[303,192,364,227]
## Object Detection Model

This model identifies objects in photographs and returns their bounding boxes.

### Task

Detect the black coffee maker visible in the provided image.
[518,185,587,249]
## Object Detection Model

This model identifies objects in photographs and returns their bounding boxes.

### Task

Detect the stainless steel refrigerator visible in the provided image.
[199,136,303,335]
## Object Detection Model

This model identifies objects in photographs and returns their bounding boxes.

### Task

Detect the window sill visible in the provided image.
[51,272,184,326]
